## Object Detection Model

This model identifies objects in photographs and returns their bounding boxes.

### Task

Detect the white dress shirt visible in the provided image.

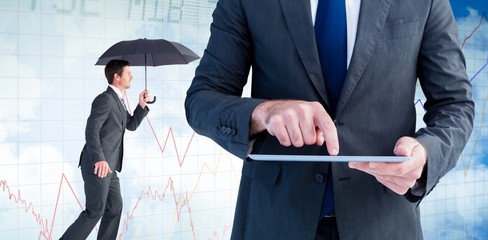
[109,84,124,100]
[311,0,361,69]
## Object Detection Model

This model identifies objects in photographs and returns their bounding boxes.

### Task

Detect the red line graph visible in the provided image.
[460,11,488,49]
[1,120,235,240]
[115,118,239,239]
[1,173,83,240]
[118,178,195,240]
[209,225,232,240]
[145,117,196,167]
[2,169,232,240]
[124,93,195,168]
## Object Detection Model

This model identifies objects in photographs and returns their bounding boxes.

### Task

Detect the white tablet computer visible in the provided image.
[247,154,409,162]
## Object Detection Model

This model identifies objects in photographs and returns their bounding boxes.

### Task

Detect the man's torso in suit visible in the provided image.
[185,0,474,239]
[80,87,148,173]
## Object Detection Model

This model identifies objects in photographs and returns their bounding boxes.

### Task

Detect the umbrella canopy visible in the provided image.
[95,38,200,66]
[95,38,200,104]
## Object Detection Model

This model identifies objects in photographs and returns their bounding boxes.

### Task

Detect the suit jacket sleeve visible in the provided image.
[126,104,149,131]
[85,93,111,163]
[412,0,474,200]
[185,0,264,159]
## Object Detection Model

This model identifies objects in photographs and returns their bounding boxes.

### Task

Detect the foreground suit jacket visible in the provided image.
[185,0,474,239]
[80,86,148,172]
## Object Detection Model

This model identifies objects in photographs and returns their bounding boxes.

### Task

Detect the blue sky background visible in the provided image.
[451,0,486,18]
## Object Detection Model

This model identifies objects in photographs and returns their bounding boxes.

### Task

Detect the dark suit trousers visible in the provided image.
[61,165,123,240]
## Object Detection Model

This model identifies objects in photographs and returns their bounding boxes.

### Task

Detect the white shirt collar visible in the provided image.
[109,84,124,99]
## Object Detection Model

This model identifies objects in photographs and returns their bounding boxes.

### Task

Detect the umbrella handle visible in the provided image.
[147,96,156,104]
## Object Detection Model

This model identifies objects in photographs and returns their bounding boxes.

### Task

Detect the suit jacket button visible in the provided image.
[216,125,222,134]
[225,128,231,134]
[231,129,236,135]
[314,173,324,183]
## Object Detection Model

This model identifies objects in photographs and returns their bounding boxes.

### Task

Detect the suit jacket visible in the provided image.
[80,86,148,172]
[185,0,474,239]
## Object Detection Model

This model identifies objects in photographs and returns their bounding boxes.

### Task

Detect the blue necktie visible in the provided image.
[315,0,347,217]
[315,0,347,112]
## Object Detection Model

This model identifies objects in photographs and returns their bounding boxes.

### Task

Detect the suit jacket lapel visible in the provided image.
[279,0,329,105]
[107,86,127,127]
[336,0,393,116]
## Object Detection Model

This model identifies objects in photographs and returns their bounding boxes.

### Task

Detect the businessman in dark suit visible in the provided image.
[61,60,150,239]
[185,0,474,239]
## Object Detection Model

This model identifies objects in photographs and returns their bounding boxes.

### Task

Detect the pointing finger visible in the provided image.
[314,109,338,155]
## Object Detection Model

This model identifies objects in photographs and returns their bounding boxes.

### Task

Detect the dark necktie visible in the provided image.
[314,0,347,217]
[315,0,347,112]
[121,97,127,110]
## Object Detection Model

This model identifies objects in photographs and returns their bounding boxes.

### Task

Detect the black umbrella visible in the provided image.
[95,38,200,104]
